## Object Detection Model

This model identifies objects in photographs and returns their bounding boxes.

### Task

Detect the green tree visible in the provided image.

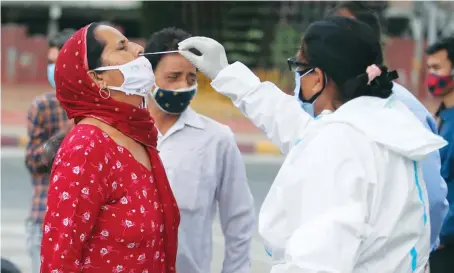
[271,23,301,70]
[140,1,184,38]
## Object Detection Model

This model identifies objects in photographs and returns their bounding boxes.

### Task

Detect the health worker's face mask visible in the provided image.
[294,71,315,117]
[94,56,155,98]
[47,63,56,88]
[425,72,454,96]
[152,84,197,115]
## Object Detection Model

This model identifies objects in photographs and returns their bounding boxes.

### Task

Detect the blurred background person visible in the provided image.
[24,28,74,273]
[145,27,255,273]
[40,23,179,273]
[425,36,454,273]
[329,1,449,253]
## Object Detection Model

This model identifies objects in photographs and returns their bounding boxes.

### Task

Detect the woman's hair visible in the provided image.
[301,16,396,102]
[86,22,108,70]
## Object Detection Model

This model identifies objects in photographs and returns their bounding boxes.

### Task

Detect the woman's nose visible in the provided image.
[130,44,144,58]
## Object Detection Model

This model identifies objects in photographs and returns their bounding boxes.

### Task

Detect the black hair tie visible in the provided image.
[341,66,399,99]
[370,66,399,89]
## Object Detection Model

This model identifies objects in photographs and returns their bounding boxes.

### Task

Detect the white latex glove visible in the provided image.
[178,36,229,80]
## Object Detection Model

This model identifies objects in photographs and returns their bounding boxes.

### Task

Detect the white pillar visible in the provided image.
[410,14,424,93]
[427,3,438,45]
[48,4,62,38]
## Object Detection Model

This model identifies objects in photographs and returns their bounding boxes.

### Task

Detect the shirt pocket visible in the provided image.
[167,164,212,212]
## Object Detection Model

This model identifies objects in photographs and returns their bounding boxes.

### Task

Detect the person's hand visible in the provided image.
[42,119,73,166]
[178,36,229,80]
[42,131,67,168]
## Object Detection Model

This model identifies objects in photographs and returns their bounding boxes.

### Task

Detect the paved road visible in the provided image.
[1,148,284,273]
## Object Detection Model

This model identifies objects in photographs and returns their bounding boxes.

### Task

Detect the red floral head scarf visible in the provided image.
[55,25,158,147]
[55,24,180,272]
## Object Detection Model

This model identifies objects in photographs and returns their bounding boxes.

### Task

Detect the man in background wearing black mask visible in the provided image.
[144,27,255,273]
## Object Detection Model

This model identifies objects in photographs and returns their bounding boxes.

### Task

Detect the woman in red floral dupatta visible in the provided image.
[40,23,180,273]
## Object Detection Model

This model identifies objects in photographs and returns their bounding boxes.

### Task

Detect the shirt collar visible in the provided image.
[439,106,454,121]
[179,107,205,130]
[158,107,204,140]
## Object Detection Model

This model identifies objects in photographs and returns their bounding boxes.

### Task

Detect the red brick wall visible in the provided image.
[2,24,48,85]
[384,37,429,100]
[0,24,145,85]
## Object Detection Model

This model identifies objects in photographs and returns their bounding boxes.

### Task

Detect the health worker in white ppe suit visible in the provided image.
[177,16,448,273]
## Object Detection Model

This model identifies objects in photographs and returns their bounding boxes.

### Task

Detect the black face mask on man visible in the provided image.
[151,84,197,115]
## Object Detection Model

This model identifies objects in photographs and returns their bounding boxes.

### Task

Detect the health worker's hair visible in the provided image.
[301,16,395,102]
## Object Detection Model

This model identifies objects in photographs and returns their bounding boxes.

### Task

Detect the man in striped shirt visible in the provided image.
[24,29,74,273]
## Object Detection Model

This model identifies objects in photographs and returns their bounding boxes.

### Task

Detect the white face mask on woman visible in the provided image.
[94,56,155,98]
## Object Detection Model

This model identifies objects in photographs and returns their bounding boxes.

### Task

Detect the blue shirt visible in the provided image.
[438,105,454,245]
[390,83,449,250]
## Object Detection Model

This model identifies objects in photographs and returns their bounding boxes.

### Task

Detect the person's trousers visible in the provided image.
[429,244,454,273]
[25,219,42,273]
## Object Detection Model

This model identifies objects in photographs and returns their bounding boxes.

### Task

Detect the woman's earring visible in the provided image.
[99,87,111,99]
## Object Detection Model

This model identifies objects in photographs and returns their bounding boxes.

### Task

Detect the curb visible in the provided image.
[1,135,28,148]
[254,140,281,155]
[1,135,282,155]
[237,141,281,155]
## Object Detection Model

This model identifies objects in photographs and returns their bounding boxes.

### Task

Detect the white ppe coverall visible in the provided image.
[211,62,447,273]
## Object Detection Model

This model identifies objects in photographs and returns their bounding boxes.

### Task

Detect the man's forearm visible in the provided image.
[218,138,255,273]
[221,235,253,273]
[219,201,255,273]
[42,130,68,167]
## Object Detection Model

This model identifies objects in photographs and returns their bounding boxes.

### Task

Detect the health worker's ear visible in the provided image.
[312,68,326,92]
